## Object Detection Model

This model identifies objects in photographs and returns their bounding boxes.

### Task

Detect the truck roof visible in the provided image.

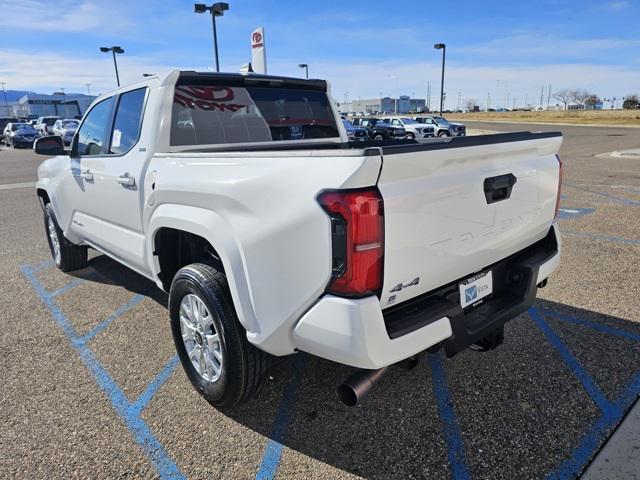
[92,69,328,104]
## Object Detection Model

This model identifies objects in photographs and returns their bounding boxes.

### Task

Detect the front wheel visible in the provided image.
[373,134,385,141]
[438,131,450,137]
[169,263,271,408]
[405,133,415,140]
[44,203,88,271]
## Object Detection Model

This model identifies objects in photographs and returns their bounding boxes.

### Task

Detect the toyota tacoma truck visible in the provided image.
[414,115,466,137]
[381,116,435,139]
[34,70,562,408]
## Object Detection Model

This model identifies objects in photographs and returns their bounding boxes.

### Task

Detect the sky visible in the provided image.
[1,0,639,109]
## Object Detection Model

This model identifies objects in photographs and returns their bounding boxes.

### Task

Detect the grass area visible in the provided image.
[447,109,640,126]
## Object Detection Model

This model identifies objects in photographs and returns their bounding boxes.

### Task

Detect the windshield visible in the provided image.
[62,121,79,128]
[401,117,419,124]
[12,123,28,130]
[342,119,355,130]
[171,85,339,146]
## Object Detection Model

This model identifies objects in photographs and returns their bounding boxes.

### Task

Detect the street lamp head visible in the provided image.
[100,47,110,52]
[112,46,124,54]
[298,64,307,68]
[212,2,229,15]
[434,43,445,49]
[194,3,207,13]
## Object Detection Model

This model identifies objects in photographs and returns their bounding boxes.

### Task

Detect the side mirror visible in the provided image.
[33,136,65,156]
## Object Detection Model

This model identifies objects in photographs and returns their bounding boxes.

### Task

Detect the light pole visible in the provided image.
[0,82,8,115]
[434,43,446,115]
[194,3,229,72]
[298,63,308,79]
[100,46,124,86]
[85,83,92,95]
[389,75,398,114]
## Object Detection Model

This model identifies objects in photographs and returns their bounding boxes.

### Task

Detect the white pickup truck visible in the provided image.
[34,70,563,407]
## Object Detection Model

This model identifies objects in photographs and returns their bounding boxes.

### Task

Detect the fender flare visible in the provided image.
[147,203,259,335]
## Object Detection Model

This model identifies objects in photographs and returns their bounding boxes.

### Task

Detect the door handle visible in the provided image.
[74,169,93,181]
[117,173,135,187]
[484,173,517,204]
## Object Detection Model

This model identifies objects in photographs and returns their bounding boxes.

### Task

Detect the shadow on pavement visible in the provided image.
[64,253,640,479]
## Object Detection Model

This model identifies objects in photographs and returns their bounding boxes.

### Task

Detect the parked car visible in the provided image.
[0,117,18,144]
[52,119,80,145]
[34,70,562,408]
[382,116,435,139]
[414,115,466,137]
[342,118,369,142]
[351,117,406,140]
[3,122,39,148]
[35,116,61,136]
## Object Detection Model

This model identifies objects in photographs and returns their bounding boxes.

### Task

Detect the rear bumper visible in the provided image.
[293,224,560,369]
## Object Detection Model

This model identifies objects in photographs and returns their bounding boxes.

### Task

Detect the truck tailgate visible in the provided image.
[377,132,562,308]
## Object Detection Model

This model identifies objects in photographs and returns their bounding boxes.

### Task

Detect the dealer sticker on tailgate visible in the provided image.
[459,271,493,308]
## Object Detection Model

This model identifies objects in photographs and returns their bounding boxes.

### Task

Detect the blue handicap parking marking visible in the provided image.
[21,261,185,480]
[556,207,595,221]
[531,307,640,479]
[21,259,640,480]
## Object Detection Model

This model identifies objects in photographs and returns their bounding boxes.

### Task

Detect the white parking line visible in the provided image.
[0,181,37,190]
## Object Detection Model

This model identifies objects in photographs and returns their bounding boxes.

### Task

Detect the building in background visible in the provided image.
[349,96,426,114]
[13,93,96,118]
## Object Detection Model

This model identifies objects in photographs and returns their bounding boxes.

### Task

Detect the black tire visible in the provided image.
[44,203,88,272]
[373,133,385,141]
[438,131,450,137]
[169,263,271,408]
[405,133,415,140]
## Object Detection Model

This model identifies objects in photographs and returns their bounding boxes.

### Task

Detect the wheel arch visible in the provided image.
[36,188,50,209]
[148,204,259,335]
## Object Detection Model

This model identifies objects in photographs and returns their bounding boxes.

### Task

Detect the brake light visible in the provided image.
[318,188,384,297]
[554,154,563,218]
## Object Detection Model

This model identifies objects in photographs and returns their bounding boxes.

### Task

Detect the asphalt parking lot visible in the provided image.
[1,123,639,479]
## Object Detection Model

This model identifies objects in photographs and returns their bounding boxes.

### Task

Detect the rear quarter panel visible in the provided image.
[146,149,382,355]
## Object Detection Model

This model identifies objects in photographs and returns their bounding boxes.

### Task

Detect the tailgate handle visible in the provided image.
[484,174,517,204]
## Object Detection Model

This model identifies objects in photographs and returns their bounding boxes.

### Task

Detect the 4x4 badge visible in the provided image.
[389,277,420,293]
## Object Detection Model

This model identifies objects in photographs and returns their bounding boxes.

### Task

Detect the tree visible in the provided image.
[623,94,639,110]
[553,89,574,109]
[464,98,478,111]
[572,89,594,106]
[584,95,600,107]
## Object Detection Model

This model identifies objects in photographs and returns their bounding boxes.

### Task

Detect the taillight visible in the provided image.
[554,154,563,218]
[318,188,384,298]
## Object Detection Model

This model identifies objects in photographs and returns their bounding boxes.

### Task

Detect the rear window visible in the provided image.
[170,85,339,146]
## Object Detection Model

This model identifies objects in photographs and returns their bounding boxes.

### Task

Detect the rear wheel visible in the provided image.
[44,203,88,271]
[170,263,271,408]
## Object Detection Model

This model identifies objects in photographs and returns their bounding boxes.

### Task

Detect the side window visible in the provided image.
[391,119,401,126]
[109,88,147,155]
[76,97,115,156]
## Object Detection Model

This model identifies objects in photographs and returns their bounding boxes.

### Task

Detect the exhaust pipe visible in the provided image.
[337,366,389,406]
